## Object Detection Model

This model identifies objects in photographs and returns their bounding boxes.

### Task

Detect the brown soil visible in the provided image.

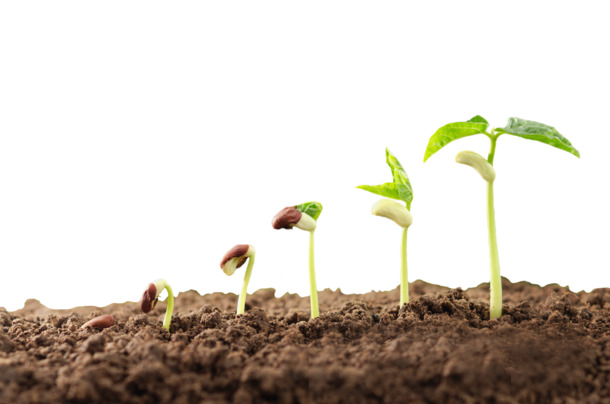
[1,278,609,404]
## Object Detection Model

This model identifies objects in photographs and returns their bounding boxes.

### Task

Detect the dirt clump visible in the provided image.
[1,279,609,403]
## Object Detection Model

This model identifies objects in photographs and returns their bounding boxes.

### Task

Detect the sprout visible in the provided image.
[81,315,115,330]
[139,279,174,331]
[272,201,323,318]
[357,148,413,306]
[425,116,579,319]
[220,244,256,315]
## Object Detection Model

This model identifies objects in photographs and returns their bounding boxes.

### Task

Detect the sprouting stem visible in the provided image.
[487,134,502,319]
[161,282,174,331]
[237,255,255,315]
[400,227,409,306]
[309,230,320,318]
[487,133,498,164]
[487,181,502,319]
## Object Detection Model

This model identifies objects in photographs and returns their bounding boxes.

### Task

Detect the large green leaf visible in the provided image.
[296,201,323,221]
[423,115,490,162]
[357,148,413,209]
[495,117,580,158]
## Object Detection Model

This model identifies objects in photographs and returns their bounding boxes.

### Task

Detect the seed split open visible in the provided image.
[220,244,256,315]
[139,279,174,331]
[272,206,302,230]
[139,282,158,314]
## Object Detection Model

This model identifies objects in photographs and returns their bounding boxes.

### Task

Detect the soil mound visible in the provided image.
[1,279,609,403]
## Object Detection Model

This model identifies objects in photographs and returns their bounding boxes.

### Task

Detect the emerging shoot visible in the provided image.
[220,244,256,315]
[272,201,323,318]
[425,116,579,319]
[357,148,413,307]
[139,279,174,331]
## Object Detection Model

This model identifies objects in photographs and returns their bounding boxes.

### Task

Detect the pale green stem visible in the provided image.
[309,230,319,318]
[487,135,502,319]
[237,255,255,315]
[400,227,409,306]
[162,284,174,331]
[487,180,502,319]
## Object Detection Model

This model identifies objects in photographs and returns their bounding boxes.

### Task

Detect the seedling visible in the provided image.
[357,148,413,306]
[424,116,579,319]
[139,279,174,331]
[220,244,256,315]
[272,202,323,318]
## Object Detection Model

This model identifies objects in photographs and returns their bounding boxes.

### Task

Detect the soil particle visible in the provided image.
[1,278,609,403]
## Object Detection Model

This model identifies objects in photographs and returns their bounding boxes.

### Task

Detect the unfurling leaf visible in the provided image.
[495,117,580,158]
[357,149,413,209]
[385,148,413,209]
[295,201,323,221]
[424,116,490,162]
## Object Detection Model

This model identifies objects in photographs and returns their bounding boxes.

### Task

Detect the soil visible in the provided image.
[1,278,609,404]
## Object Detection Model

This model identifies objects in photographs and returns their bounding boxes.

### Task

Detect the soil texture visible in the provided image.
[1,278,609,404]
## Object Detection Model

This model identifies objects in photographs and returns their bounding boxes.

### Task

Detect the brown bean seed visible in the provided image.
[81,315,115,330]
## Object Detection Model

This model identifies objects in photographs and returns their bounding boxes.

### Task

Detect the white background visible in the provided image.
[1,2,608,311]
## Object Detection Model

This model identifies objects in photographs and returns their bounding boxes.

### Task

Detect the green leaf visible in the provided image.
[357,149,413,209]
[495,117,580,158]
[356,183,402,202]
[296,201,323,221]
[467,115,489,124]
[424,116,490,162]
[385,148,413,209]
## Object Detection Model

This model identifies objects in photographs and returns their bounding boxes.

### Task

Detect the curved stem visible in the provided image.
[162,284,174,331]
[400,227,409,306]
[237,255,255,315]
[309,230,319,318]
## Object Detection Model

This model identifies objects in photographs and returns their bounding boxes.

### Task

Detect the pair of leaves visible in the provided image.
[423,115,580,161]
[296,201,323,221]
[357,148,413,210]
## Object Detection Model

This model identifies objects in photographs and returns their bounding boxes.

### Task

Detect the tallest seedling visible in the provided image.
[424,116,579,319]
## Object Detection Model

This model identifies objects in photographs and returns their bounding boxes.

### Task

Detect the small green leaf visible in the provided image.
[424,116,490,162]
[495,117,580,158]
[296,201,323,221]
[385,148,413,209]
[357,183,402,202]
[357,149,413,209]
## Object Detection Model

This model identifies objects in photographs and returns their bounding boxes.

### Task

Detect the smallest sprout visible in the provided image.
[372,199,413,229]
[81,315,115,330]
[220,244,256,315]
[139,279,174,331]
[456,151,496,182]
